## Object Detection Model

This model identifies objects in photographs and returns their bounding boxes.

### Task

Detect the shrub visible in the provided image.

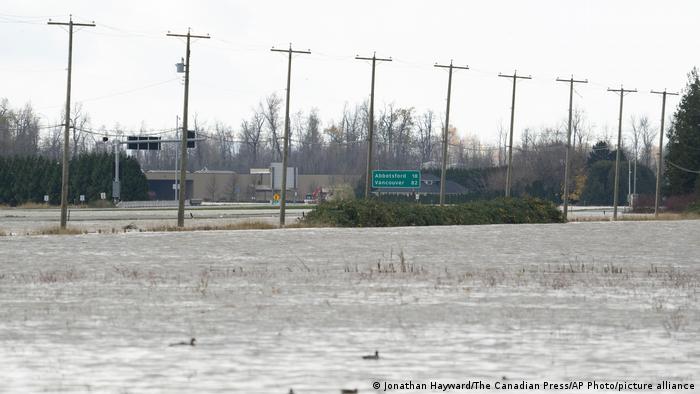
[302,197,564,227]
[665,194,698,212]
[687,200,700,214]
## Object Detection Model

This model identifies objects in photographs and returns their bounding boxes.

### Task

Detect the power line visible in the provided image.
[167,28,211,227]
[76,78,180,103]
[73,126,178,137]
[607,85,637,220]
[271,43,311,227]
[435,60,469,205]
[498,70,532,197]
[556,75,588,218]
[48,14,95,229]
[650,89,679,217]
[667,160,700,174]
[356,52,392,199]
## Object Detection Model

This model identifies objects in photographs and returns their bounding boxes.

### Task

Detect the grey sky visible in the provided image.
[1,0,696,146]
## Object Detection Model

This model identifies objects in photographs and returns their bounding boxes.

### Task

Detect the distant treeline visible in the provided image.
[0,153,148,206]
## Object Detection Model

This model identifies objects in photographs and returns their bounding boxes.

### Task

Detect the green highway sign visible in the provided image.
[372,170,421,188]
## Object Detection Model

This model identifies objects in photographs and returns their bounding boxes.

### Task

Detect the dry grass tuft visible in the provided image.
[37,267,82,283]
[570,212,700,222]
[662,308,688,333]
[31,226,85,235]
[618,212,700,221]
[284,221,321,229]
[17,202,52,209]
[145,221,278,232]
[0,229,7,237]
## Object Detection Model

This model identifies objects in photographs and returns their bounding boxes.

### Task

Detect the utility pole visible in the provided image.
[651,89,678,217]
[607,85,637,220]
[48,15,95,229]
[271,44,311,227]
[498,70,531,197]
[167,28,210,227]
[556,76,587,219]
[356,52,392,199]
[434,60,469,206]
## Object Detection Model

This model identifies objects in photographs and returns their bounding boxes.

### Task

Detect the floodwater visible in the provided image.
[0,221,698,393]
[0,206,310,234]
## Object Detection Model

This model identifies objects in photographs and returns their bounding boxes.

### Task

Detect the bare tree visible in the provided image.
[213,121,235,167]
[376,104,398,166]
[262,94,283,161]
[571,108,592,153]
[240,110,265,168]
[638,116,657,169]
[496,122,507,167]
[13,103,41,156]
[41,125,63,160]
[207,175,218,201]
[630,115,650,193]
[416,110,435,166]
[299,109,323,173]
[394,107,414,166]
[0,99,11,156]
[630,115,643,163]
[69,103,91,157]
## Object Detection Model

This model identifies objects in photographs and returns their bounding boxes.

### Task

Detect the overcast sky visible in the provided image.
[1,0,697,146]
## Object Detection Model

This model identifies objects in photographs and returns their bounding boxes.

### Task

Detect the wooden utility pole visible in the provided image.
[556,76,587,219]
[356,52,392,199]
[271,44,311,227]
[167,28,210,227]
[498,71,531,197]
[48,15,95,229]
[607,85,637,220]
[434,61,469,206]
[650,89,678,217]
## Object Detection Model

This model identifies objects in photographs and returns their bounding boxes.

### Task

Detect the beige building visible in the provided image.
[145,169,360,202]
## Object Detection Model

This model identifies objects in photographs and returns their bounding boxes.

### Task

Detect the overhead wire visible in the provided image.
[0,11,688,151]
[667,160,700,174]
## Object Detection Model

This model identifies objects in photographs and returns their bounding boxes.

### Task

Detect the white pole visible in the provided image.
[174,115,179,201]
[628,159,632,209]
[633,157,637,195]
[114,140,120,203]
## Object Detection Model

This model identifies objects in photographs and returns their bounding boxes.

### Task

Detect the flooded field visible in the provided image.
[0,205,310,234]
[0,221,698,393]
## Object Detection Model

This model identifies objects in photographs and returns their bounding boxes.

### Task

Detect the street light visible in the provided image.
[175,57,185,73]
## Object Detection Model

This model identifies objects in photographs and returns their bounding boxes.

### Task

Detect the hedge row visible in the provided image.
[302,197,564,227]
[0,153,148,206]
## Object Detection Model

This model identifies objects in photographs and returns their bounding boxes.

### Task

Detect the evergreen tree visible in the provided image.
[579,160,655,205]
[587,141,624,167]
[0,153,148,205]
[666,68,700,196]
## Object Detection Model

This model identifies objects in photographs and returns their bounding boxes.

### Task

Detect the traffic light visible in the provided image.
[187,130,195,148]
[127,136,138,150]
[127,136,161,150]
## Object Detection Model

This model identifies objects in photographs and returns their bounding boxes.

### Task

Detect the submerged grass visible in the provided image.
[145,221,278,232]
[3,219,316,237]
[30,226,86,235]
[570,212,700,222]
